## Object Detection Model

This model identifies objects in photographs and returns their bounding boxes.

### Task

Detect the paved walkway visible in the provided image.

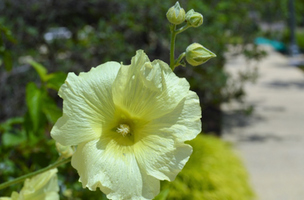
[222,46,304,200]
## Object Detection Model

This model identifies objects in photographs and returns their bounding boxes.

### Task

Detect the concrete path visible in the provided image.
[222,46,304,200]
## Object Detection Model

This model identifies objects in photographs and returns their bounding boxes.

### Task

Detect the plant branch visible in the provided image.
[0,157,71,190]
[169,24,177,70]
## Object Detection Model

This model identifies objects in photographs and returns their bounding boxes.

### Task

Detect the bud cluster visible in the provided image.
[166,2,204,28]
[166,1,216,68]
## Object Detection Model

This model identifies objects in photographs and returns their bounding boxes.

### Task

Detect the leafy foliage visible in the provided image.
[0,0,267,134]
[158,134,255,200]
[0,62,66,197]
[0,24,16,71]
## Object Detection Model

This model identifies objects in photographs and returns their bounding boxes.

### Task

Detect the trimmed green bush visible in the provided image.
[159,134,255,200]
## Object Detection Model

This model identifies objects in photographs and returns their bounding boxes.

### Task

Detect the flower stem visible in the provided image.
[0,157,71,190]
[175,24,191,34]
[172,52,186,69]
[169,24,191,71]
[169,24,177,70]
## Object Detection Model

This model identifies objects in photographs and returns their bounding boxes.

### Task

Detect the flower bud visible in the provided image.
[56,142,74,158]
[166,2,185,25]
[185,9,203,27]
[186,43,216,66]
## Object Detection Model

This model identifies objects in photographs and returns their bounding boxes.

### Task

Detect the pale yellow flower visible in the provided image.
[0,168,59,200]
[51,50,201,200]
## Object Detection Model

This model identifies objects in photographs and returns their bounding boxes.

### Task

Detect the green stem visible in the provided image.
[175,24,191,34]
[169,24,191,70]
[0,157,71,190]
[169,24,177,70]
[172,52,186,70]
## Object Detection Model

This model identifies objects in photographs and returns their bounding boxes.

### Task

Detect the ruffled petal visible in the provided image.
[135,135,192,181]
[72,138,160,200]
[51,62,121,146]
[112,50,190,121]
[149,90,201,142]
[134,135,193,181]
[132,90,200,181]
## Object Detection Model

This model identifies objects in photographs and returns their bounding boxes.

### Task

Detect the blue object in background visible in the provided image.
[255,37,286,52]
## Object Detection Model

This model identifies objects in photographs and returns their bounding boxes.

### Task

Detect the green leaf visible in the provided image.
[0,117,24,132]
[23,112,34,137]
[0,25,17,43]
[42,96,62,124]
[46,72,67,91]
[28,60,48,82]
[2,130,26,147]
[4,117,24,125]
[26,82,43,132]
[154,189,170,200]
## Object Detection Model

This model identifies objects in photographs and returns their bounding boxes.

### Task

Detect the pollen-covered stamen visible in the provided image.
[116,124,131,137]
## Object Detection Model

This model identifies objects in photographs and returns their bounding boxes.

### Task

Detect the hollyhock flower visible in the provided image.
[0,169,59,200]
[51,50,201,200]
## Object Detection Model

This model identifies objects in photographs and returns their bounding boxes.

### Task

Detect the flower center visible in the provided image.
[116,124,131,137]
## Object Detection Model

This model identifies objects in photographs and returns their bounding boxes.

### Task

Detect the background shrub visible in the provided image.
[159,134,255,200]
[0,0,268,135]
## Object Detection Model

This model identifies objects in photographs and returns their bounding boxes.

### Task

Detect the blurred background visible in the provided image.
[0,0,303,199]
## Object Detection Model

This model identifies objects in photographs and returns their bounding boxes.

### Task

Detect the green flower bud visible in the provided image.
[166,2,185,25]
[185,9,203,27]
[56,142,74,158]
[186,43,216,66]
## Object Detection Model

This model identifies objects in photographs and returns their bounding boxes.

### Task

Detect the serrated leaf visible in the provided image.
[28,60,48,82]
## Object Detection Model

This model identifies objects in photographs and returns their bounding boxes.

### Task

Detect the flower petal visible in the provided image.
[112,50,190,121]
[132,91,200,181]
[0,196,12,200]
[20,168,59,200]
[149,90,201,142]
[51,62,121,146]
[135,135,193,181]
[72,138,160,200]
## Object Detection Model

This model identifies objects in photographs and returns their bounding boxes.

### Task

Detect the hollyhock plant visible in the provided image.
[0,3,217,200]
[51,50,201,199]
